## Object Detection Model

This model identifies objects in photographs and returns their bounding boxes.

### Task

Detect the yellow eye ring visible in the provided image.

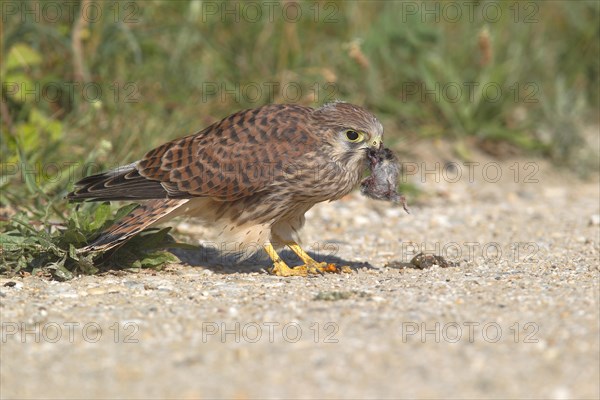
[345,130,364,142]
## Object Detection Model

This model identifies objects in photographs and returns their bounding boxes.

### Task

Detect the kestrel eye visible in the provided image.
[345,130,363,142]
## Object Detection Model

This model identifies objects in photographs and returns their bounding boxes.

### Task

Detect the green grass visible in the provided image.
[1,0,598,277]
[0,188,186,278]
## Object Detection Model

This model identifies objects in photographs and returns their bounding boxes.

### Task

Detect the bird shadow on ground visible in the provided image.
[170,244,375,275]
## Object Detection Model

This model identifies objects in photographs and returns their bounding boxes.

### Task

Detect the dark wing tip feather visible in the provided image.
[67,164,169,202]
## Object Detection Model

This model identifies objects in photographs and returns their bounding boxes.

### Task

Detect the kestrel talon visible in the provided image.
[68,102,386,276]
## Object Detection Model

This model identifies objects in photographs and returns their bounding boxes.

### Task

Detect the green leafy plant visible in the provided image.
[0,201,185,280]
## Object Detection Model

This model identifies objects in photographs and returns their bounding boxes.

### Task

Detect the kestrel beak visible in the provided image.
[370,135,382,149]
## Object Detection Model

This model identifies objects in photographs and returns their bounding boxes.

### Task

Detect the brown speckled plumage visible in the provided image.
[68,102,387,272]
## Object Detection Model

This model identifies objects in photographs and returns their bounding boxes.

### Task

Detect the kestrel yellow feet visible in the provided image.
[263,243,351,277]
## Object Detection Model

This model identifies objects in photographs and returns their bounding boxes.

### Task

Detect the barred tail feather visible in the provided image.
[79,199,190,253]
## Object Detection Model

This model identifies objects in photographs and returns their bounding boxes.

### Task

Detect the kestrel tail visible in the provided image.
[67,102,385,276]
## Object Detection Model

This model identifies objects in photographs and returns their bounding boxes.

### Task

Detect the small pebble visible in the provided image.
[87,287,107,295]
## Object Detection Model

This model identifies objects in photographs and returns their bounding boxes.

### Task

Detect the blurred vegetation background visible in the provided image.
[1,0,599,275]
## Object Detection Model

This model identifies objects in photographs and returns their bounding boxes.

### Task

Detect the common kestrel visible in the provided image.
[68,102,385,276]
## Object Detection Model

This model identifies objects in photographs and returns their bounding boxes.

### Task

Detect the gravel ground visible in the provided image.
[1,151,599,399]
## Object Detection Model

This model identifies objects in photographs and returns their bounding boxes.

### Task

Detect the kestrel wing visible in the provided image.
[68,104,316,202]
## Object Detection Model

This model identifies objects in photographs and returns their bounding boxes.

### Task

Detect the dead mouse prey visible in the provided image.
[360,146,409,213]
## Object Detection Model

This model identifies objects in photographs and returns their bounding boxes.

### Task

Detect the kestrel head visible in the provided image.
[313,101,384,167]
